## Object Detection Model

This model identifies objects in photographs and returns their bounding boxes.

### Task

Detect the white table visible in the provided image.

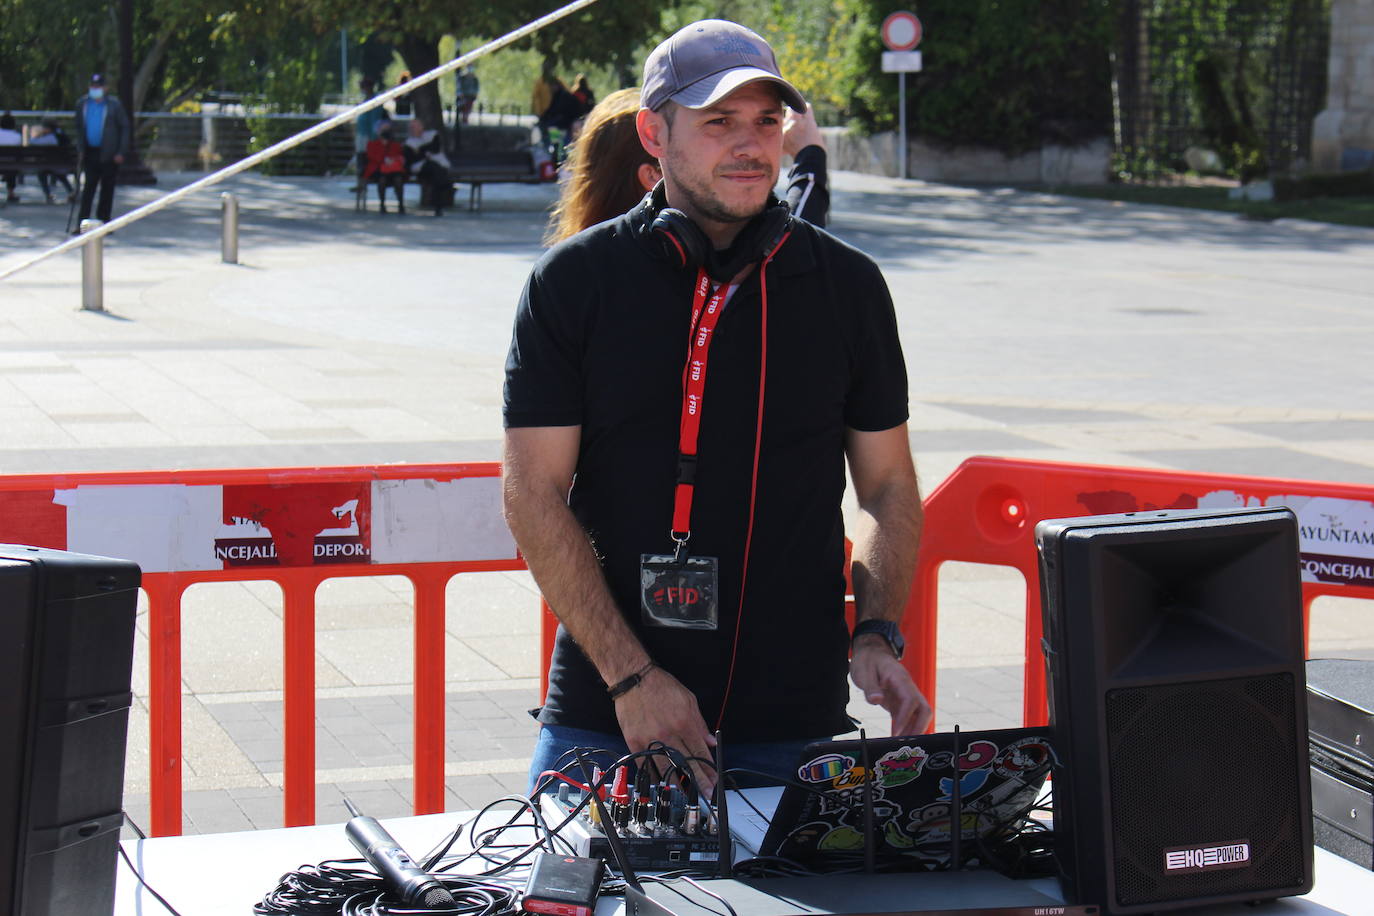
[115,808,1373,915]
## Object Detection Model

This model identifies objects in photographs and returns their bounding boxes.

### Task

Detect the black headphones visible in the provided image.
[633,182,793,282]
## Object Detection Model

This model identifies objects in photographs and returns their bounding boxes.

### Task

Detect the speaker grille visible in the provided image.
[1106,674,1305,907]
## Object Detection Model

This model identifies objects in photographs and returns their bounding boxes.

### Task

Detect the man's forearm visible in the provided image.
[504,484,650,686]
[850,479,923,625]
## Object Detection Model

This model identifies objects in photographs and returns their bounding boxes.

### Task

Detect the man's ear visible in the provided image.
[636,162,662,192]
[637,107,668,159]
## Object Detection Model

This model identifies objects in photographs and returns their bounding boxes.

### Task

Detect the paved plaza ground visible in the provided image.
[3,166,1374,835]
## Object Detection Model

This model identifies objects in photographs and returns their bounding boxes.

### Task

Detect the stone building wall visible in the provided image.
[1312,0,1374,172]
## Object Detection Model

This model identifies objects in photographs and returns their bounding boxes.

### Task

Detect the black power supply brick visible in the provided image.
[522,853,605,916]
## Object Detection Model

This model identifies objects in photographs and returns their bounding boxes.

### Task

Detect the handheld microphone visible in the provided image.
[344,798,455,909]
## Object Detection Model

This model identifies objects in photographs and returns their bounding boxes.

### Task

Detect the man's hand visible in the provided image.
[783,104,825,158]
[613,667,719,795]
[113,153,124,165]
[850,636,932,736]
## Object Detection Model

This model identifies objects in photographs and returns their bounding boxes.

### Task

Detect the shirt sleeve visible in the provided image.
[785,145,830,229]
[503,257,588,429]
[843,257,909,432]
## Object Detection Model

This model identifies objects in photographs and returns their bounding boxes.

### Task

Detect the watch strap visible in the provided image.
[851,619,904,660]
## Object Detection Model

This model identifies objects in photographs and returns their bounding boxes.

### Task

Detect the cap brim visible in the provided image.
[670,68,806,112]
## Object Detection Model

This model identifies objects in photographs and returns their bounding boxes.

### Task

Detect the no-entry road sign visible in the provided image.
[882,11,923,52]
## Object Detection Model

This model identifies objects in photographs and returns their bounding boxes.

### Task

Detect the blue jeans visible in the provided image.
[527,724,829,795]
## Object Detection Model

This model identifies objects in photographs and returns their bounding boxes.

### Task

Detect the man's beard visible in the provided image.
[666,151,772,227]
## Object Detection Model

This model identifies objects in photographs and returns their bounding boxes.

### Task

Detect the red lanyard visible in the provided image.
[671,268,732,545]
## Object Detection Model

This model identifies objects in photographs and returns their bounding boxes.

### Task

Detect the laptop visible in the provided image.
[732,727,1053,871]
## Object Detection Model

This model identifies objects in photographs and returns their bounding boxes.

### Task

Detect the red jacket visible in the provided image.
[363,139,406,177]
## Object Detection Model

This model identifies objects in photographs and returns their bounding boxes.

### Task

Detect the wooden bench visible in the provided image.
[0,145,79,204]
[354,148,552,213]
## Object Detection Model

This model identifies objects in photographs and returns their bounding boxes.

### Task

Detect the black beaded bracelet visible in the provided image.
[607,661,656,700]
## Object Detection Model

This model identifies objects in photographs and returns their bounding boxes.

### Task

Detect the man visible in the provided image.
[73,73,129,227]
[354,77,382,157]
[503,20,931,794]
[0,113,21,203]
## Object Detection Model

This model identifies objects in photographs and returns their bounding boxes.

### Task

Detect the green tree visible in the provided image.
[840,0,1115,153]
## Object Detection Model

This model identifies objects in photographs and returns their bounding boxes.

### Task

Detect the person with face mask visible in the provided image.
[72,73,130,230]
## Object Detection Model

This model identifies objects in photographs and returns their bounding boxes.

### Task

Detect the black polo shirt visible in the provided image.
[504,207,908,742]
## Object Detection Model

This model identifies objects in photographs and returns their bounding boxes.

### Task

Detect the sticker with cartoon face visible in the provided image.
[798,753,854,784]
[816,824,865,851]
[907,801,954,845]
[783,821,832,851]
[875,744,929,786]
[993,736,1052,779]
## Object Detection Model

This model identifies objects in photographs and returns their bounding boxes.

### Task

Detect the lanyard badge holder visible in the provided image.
[640,270,729,631]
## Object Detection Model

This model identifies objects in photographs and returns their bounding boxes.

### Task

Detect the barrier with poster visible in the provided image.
[905,456,1374,729]
[0,463,522,836]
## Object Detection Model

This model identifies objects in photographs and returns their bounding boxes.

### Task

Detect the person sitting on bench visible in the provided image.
[403,118,451,217]
[362,120,406,214]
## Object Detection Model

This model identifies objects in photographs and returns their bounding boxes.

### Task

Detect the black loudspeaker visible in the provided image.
[0,545,140,916]
[1036,507,1313,914]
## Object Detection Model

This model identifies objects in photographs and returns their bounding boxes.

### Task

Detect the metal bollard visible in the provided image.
[79,219,104,312]
[221,192,239,264]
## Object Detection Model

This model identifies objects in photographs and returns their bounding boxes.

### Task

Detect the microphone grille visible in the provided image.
[421,885,456,908]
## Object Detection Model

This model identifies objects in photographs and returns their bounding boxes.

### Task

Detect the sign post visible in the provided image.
[881,11,923,179]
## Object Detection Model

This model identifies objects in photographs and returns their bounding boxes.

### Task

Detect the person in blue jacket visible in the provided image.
[72,73,130,228]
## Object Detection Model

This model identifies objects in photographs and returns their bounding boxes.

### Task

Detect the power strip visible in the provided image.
[539,793,722,871]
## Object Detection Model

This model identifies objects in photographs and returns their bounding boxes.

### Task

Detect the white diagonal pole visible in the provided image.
[0,0,601,284]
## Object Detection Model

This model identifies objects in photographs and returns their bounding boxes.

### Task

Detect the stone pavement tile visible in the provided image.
[322,715,388,739]
[1126,446,1374,486]
[1031,421,1279,454]
[447,732,496,760]
[1309,596,1374,653]
[317,626,415,686]
[463,634,541,679]
[354,698,411,725]
[182,789,252,832]
[927,402,1149,426]
[443,636,509,682]
[477,717,538,740]
[1229,419,1374,440]
[908,428,1046,452]
[447,696,509,720]
[232,794,286,831]
[181,697,265,789]
[489,734,539,759]
[486,688,540,714]
[447,577,542,639]
[331,784,410,820]
[445,773,512,809]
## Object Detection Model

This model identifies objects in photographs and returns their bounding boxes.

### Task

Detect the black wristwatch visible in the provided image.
[851,619,905,660]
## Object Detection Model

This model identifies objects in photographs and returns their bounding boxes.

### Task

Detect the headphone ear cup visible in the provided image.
[651,208,710,271]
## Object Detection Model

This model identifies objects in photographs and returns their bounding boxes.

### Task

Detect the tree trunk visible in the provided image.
[397,34,444,131]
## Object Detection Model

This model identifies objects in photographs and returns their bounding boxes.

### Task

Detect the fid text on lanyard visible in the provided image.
[671,267,736,550]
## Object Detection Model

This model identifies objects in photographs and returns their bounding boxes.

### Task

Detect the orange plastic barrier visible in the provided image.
[0,463,523,836]
[910,456,1374,728]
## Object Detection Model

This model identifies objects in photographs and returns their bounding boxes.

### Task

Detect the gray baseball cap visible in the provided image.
[641,20,806,114]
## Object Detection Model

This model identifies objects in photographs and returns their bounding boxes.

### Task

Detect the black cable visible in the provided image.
[642,873,740,916]
[122,809,148,840]
[118,842,186,916]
